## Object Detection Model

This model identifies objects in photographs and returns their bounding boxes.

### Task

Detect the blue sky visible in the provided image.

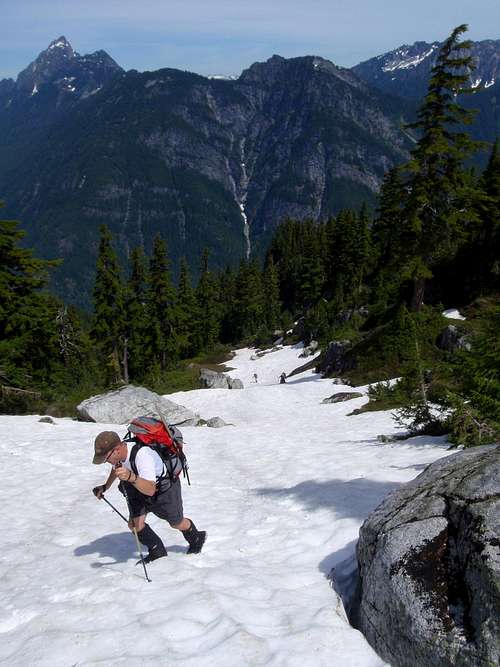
[2,0,499,80]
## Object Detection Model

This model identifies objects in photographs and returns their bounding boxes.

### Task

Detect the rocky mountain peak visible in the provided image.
[13,37,121,98]
[16,36,76,92]
[46,36,74,58]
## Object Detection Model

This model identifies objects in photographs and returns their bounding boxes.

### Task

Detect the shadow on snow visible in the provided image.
[254,477,401,520]
[74,531,186,567]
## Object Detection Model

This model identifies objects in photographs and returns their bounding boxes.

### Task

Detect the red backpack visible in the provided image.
[125,415,190,484]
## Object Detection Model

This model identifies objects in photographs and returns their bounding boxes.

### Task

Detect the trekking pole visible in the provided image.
[102,493,151,583]
[120,484,152,583]
[102,495,128,523]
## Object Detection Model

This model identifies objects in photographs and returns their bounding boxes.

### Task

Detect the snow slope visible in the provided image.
[0,345,452,666]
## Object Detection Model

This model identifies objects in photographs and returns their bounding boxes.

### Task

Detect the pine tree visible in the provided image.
[327,209,370,309]
[92,225,126,384]
[398,25,483,311]
[479,140,500,289]
[218,265,238,343]
[0,204,55,337]
[0,202,62,395]
[125,246,149,380]
[195,248,220,350]
[263,255,281,332]
[233,259,265,340]
[176,257,199,357]
[298,220,326,310]
[148,235,178,371]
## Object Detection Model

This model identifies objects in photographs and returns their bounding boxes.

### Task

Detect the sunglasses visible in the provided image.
[105,446,118,463]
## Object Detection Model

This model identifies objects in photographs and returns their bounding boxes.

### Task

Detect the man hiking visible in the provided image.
[92,431,206,563]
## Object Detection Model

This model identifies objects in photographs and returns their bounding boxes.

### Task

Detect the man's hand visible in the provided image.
[92,485,106,499]
[114,465,132,481]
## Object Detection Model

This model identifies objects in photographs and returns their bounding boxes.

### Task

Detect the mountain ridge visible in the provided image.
[0,36,498,309]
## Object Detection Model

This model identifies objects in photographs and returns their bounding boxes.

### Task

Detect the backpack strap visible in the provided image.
[128,441,170,484]
[129,442,141,476]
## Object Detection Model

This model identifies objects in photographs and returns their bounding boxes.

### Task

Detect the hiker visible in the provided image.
[279,372,287,384]
[92,431,206,563]
[253,373,258,383]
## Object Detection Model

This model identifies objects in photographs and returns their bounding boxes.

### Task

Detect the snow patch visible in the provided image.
[382,45,438,72]
[442,308,466,320]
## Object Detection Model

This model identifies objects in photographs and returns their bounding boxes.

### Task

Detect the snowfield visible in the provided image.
[0,344,452,666]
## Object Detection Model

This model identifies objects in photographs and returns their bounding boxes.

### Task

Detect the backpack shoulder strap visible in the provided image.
[129,442,142,476]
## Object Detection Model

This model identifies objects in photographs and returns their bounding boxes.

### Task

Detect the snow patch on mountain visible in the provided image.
[381,44,439,72]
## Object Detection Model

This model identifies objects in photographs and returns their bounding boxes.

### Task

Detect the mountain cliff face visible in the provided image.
[0,41,410,307]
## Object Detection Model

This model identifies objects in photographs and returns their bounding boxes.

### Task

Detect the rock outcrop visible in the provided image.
[76,385,200,425]
[350,444,500,667]
[315,340,355,377]
[321,391,363,404]
[299,340,319,358]
[199,369,244,389]
[206,417,229,428]
[437,325,471,353]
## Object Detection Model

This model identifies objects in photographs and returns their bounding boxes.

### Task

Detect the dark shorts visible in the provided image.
[119,478,184,526]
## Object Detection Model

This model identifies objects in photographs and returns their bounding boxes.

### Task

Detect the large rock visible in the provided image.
[315,340,355,377]
[350,444,500,667]
[199,368,230,389]
[437,324,471,353]
[321,391,363,404]
[76,384,200,425]
[199,368,244,389]
[299,340,319,358]
[206,417,229,428]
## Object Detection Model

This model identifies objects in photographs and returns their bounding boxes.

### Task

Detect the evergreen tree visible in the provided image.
[92,225,126,384]
[125,246,149,380]
[263,255,281,332]
[0,202,62,397]
[233,259,265,340]
[176,257,199,357]
[371,168,407,307]
[327,209,370,309]
[398,25,483,311]
[148,235,178,370]
[218,265,238,343]
[195,248,220,350]
[478,140,500,290]
[297,220,326,310]
[0,203,55,338]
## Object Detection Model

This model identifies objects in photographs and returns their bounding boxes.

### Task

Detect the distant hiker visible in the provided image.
[253,373,258,383]
[279,372,287,384]
[92,431,206,563]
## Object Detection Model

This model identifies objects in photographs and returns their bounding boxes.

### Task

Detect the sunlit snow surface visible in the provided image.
[0,344,452,666]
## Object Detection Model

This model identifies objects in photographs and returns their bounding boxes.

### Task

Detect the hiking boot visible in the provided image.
[137,544,167,565]
[186,530,207,554]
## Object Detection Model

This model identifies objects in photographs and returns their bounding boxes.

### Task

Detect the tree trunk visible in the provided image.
[411,277,426,312]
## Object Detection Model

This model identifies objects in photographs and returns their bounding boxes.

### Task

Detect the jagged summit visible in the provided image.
[12,36,122,97]
[46,36,74,57]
